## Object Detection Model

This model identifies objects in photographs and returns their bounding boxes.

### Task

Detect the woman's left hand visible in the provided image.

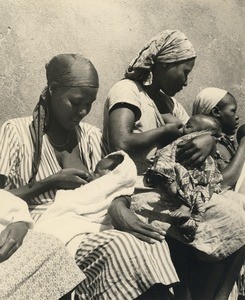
[176,134,215,168]
[108,197,165,244]
[0,222,28,262]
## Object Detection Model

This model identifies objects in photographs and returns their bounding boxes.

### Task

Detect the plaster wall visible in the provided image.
[0,0,244,128]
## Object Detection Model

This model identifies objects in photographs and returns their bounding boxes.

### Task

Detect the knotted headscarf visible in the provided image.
[29,54,98,186]
[125,30,196,84]
[192,87,228,115]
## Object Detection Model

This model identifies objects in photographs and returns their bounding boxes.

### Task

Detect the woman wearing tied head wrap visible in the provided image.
[193,88,245,299]
[104,31,245,299]
[0,54,182,300]
[193,87,245,188]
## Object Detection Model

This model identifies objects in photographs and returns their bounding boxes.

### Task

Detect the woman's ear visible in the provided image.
[48,82,58,96]
[211,106,221,118]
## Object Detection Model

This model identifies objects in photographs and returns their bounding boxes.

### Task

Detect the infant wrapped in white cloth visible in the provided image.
[35,150,137,247]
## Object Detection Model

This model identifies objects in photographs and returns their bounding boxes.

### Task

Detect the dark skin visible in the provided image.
[0,71,99,201]
[0,222,28,262]
[210,93,245,188]
[0,64,99,261]
[107,59,244,299]
[108,58,215,242]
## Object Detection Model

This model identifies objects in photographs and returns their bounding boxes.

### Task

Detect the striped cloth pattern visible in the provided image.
[75,230,178,300]
[0,116,108,206]
[0,116,179,299]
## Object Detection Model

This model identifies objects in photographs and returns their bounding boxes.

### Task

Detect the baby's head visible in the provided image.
[93,154,124,179]
[193,88,239,136]
[183,115,222,136]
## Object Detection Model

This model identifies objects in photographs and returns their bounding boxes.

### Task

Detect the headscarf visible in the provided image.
[192,87,228,115]
[29,54,98,186]
[125,30,196,84]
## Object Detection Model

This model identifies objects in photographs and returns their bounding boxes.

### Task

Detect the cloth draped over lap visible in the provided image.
[131,132,245,261]
[34,150,137,246]
[0,190,85,300]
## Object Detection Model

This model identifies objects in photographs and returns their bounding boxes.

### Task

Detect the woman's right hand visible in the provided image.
[51,168,90,190]
[108,197,165,244]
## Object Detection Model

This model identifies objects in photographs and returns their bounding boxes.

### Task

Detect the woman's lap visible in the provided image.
[74,229,178,300]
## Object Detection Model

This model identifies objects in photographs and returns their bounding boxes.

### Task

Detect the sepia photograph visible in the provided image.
[0,1,244,299]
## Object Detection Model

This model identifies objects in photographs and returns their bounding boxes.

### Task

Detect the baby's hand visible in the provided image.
[237,124,245,144]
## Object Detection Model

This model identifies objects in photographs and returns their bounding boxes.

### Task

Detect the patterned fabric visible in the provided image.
[192,87,227,115]
[74,230,178,300]
[0,231,85,300]
[145,131,223,214]
[216,134,238,171]
[0,116,108,217]
[125,30,196,85]
[143,130,223,241]
[30,54,99,185]
[0,116,178,299]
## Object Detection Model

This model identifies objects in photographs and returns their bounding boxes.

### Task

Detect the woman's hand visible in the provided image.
[108,197,165,244]
[0,222,28,262]
[176,134,215,168]
[51,168,91,190]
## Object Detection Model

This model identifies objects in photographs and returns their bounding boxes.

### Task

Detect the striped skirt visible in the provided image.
[74,230,178,300]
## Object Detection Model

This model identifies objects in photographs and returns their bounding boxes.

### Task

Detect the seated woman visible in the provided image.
[0,189,84,300]
[192,87,244,190]
[104,30,245,300]
[0,54,178,300]
[131,114,244,262]
[193,87,245,299]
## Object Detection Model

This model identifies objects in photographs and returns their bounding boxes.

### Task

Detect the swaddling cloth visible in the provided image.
[35,150,137,245]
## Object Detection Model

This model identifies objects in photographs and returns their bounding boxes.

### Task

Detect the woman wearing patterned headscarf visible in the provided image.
[104,31,245,299]
[0,54,182,300]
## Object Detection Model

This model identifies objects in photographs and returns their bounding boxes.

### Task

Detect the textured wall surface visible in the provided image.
[0,0,244,128]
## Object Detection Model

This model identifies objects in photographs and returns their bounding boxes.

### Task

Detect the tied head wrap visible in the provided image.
[125,30,196,84]
[192,87,228,116]
[29,54,98,186]
[46,54,99,88]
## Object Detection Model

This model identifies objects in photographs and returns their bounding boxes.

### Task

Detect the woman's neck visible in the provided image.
[144,84,161,99]
[46,117,74,149]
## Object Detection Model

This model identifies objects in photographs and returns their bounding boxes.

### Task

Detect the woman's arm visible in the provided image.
[108,106,182,153]
[108,196,165,243]
[0,168,90,202]
[220,138,245,188]
[176,134,216,168]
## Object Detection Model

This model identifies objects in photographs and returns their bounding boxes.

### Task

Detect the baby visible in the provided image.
[143,114,222,240]
[35,150,137,248]
[89,154,124,180]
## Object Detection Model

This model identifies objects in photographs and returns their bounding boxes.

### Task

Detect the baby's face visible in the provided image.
[93,168,111,179]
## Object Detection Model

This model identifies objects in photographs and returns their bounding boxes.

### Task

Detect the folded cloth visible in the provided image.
[35,150,137,246]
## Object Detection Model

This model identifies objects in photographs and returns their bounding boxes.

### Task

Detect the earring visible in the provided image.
[143,71,153,86]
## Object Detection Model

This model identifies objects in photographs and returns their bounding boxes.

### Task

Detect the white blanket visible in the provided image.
[35,151,137,248]
[0,190,33,233]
